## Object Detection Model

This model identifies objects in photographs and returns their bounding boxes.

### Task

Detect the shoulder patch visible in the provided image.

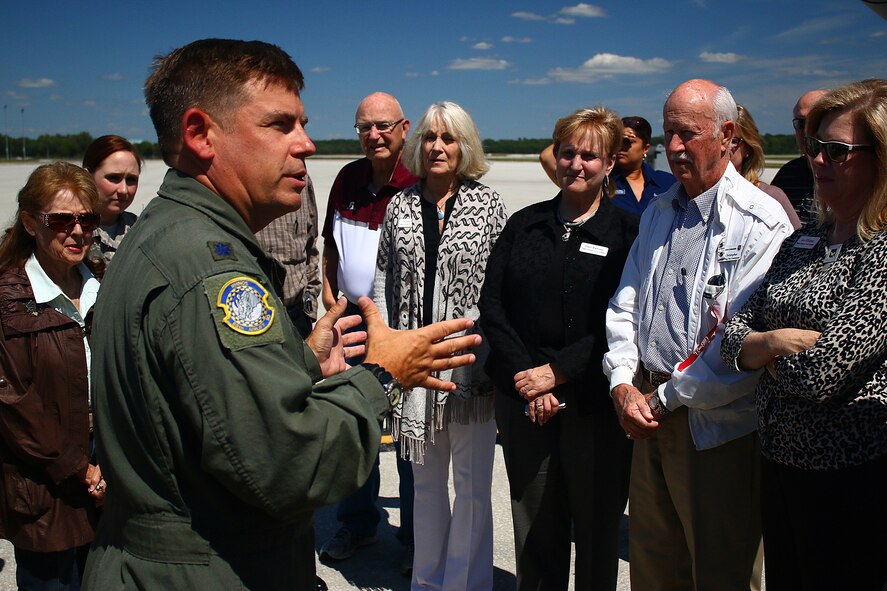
[203,273,284,350]
[208,241,238,261]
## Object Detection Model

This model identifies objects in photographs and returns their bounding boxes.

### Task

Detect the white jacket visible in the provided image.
[603,163,792,450]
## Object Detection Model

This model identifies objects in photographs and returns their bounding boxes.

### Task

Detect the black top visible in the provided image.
[771,156,816,225]
[479,193,640,414]
[419,192,456,327]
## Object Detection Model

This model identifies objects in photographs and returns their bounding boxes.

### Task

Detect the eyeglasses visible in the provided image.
[791,117,806,132]
[354,119,404,135]
[37,212,101,233]
[804,136,874,164]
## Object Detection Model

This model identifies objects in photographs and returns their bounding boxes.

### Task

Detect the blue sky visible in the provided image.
[2,1,885,144]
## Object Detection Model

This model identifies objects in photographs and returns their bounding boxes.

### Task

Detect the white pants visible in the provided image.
[411,417,496,591]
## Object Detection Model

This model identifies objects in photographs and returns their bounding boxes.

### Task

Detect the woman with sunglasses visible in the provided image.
[82,135,143,269]
[730,105,801,229]
[0,162,104,590]
[721,79,887,591]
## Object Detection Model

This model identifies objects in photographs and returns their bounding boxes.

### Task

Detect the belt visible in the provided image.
[641,364,672,389]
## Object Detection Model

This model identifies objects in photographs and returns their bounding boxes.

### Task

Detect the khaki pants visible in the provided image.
[629,406,762,591]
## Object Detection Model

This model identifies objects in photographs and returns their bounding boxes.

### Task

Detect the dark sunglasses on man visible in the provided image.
[38,212,101,233]
[803,136,874,164]
[792,117,806,132]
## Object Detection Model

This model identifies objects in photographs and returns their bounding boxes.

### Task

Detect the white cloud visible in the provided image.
[773,16,854,40]
[448,58,511,70]
[502,35,532,43]
[473,42,493,50]
[548,53,672,83]
[512,11,545,20]
[18,78,55,89]
[699,51,742,64]
[510,77,552,85]
[4,90,29,100]
[82,99,96,107]
[553,17,575,25]
[431,70,440,76]
[560,3,606,17]
[310,66,330,73]
[102,73,125,81]
[872,31,886,37]
[460,35,471,42]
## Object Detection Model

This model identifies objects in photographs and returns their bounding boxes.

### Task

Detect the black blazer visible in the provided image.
[479,193,639,414]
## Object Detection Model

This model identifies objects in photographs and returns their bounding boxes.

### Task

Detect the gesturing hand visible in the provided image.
[360,296,480,391]
[306,297,367,377]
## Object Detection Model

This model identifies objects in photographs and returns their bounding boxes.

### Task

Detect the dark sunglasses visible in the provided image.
[804,136,874,164]
[791,117,806,132]
[38,212,101,233]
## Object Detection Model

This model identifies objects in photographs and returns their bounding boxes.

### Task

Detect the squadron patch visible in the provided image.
[204,273,284,350]
[217,277,275,335]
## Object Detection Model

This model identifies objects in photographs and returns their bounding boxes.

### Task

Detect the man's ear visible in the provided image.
[182,108,216,161]
[720,120,735,154]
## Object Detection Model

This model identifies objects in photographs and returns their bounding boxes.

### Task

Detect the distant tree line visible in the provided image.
[0,132,801,161]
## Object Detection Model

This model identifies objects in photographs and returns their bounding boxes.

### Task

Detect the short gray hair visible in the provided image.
[711,85,738,136]
[402,101,490,181]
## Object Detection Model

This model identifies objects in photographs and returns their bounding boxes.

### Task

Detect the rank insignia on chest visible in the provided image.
[216,277,275,335]
[208,241,238,261]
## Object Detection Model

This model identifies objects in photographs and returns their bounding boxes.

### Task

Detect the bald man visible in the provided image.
[319,92,417,570]
[771,89,829,224]
[604,79,793,590]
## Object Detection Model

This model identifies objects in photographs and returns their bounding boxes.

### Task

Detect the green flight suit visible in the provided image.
[83,170,388,590]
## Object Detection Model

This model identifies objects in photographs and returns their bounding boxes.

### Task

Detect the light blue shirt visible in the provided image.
[24,254,100,400]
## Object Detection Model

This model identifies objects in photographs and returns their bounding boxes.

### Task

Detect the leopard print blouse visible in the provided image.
[722,224,887,470]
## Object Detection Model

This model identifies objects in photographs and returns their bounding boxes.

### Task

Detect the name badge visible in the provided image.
[794,235,820,249]
[580,243,609,257]
[397,218,412,229]
[717,244,742,262]
[614,189,626,196]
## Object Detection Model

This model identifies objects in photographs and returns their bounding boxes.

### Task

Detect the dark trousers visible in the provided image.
[15,545,89,591]
[334,302,415,543]
[496,393,632,591]
[762,454,887,591]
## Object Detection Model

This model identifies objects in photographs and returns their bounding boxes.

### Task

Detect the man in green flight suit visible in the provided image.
[82,39,479,590]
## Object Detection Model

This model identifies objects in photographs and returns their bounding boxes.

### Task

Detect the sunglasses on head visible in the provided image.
[38,212,101,233]
[804,136,874,164]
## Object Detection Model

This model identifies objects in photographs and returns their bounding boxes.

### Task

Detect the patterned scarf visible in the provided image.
[373,180,506,463]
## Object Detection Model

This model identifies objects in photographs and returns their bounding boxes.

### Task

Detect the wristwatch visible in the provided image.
[361,363,403,409]
[647,391,670,420]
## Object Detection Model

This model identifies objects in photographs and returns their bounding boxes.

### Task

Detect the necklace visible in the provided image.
[558,208,598,242]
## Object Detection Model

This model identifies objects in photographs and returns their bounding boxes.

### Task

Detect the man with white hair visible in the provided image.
[604,79,793,590]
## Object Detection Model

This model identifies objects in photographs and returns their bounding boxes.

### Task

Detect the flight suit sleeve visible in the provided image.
[154,271,388,520]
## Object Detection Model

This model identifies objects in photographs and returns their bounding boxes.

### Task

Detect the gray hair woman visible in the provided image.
[373,101,506,591]
[722,79,887,590]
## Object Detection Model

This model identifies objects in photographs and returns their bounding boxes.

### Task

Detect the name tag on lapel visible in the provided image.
[579,243,609,257]
[793,235,820,249]
[397,218,412,229]
[717,244,742,262]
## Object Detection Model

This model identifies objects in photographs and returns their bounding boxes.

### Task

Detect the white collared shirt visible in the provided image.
[25,253,100,400]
